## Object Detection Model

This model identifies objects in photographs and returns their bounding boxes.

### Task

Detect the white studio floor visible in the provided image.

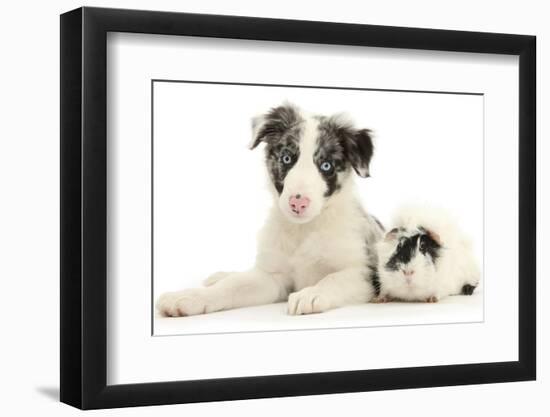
[153,291,483,336]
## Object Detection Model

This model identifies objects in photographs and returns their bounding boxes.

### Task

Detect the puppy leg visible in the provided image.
[288,267,372,315]
[157,268,287,317]
[202,271,235,287]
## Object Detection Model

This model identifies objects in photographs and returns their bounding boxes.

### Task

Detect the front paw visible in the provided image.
[287,287,331,315]
[156,288,220,317]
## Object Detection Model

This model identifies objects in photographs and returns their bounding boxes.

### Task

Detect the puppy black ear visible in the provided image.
[341,128,374,178]
[322,115,374,177]
[249,103,301,150]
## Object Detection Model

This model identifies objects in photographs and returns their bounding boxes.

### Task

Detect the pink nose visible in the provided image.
[403,270,415,277]
[289,194,310,215]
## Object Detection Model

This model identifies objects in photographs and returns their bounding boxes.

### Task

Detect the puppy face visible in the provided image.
[250,103,374,224]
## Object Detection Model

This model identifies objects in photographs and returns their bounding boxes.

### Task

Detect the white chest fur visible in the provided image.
[255,188,381,292]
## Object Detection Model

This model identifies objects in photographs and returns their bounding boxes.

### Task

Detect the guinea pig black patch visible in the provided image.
[385,231,442,271]
[461,284,477,295]
[418,233,442,260]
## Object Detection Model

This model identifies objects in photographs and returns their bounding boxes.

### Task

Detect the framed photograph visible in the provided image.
[60,6,536,409]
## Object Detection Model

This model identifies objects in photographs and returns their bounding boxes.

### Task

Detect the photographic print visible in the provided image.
[152,81,484,336]
[61,7,535,409]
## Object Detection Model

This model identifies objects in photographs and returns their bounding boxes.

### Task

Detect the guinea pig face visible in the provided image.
[249,103,374,224]
[379,227,442,289]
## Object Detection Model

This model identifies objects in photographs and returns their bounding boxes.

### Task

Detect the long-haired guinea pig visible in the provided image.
[374,206,480,303]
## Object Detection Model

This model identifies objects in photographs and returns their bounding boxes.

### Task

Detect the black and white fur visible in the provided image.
[374,206,480,303]
[156,102,384,316]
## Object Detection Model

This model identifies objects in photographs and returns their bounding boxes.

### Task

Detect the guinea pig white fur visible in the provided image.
[374,206,480,303]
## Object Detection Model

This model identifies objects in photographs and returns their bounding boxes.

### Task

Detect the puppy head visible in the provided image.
[250,103,374,224]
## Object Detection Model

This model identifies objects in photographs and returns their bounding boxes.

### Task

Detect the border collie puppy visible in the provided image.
[157,103,384,316]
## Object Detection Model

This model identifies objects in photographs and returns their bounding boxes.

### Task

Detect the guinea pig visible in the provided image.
[373,206,480,303]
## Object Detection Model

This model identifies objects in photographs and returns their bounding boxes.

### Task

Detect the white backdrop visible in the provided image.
[152,81,484,334]
[0,0,546,416]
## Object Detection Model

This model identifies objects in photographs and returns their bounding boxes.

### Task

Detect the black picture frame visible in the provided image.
[60,6,536,410]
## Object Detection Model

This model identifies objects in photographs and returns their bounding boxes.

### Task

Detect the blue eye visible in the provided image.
[320,161,332,172]
[281,154,292,164]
